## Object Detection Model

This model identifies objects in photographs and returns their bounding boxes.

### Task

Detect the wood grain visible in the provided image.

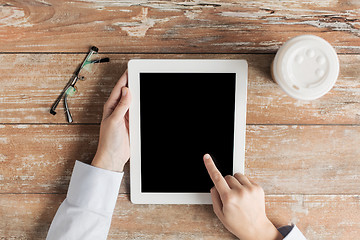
[0,124,129,194]
[0,54,359,124]
[1,124,360,195]
[0,0,359,53]
[1,193,360,240]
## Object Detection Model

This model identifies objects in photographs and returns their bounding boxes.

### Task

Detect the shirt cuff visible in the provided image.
[278,225,307,240]
[67,160,124,214]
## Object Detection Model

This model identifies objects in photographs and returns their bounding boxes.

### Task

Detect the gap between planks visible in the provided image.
[0,52,359,55]
[0,193,359,196]
[2,123,360,126]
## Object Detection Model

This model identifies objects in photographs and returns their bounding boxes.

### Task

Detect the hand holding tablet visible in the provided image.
[92,71,131,172]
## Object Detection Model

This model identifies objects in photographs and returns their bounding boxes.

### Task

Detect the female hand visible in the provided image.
[91,71,132,172]
[203,154,283,240]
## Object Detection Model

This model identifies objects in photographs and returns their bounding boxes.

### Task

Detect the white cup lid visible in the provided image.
[273,35,339,100]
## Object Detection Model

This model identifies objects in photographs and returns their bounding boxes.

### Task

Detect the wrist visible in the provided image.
[259,219,283,240]
[92,152,126,172]
[237,218,283,240]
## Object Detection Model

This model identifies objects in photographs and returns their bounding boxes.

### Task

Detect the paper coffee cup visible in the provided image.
[271,35,339,100]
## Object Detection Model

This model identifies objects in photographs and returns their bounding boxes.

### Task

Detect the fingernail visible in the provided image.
[204,154,210,160]
[122,87,127,96]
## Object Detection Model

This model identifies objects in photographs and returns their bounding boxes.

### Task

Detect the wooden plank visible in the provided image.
[0,124,127,195]
[1,124,360,194]
[246,124,360,194]
[0,1,359,53]
[0,54,359,124]
[1,193,360,239]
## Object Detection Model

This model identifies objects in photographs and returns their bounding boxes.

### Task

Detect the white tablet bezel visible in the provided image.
[128,59,248,204]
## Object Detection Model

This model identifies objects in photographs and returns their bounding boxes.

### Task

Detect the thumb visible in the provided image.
[112,87,131,120]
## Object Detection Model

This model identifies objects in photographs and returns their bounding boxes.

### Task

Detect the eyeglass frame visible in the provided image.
[50,46,109,123]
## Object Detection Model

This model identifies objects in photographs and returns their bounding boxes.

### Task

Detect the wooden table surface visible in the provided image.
[1,1,360,239]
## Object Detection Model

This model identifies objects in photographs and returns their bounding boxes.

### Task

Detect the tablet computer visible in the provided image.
[128,59,247,204]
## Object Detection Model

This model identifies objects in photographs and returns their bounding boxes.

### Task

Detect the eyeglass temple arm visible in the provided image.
[90,57,110,64]
[64,93,73,123]
[50,81,72,115]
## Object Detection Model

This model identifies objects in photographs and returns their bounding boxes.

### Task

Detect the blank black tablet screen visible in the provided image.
[140,73,235,192]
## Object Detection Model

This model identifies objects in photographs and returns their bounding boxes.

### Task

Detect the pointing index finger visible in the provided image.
[203,154,230,195]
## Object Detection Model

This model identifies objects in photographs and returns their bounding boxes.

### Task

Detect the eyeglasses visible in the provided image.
[50,46,109,123]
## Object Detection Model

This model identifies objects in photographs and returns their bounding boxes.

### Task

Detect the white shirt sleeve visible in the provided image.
[46,161,124,240]
[278,225,307,240]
